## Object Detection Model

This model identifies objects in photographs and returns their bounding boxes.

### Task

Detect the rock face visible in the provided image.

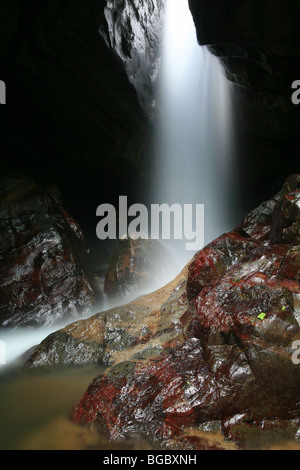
[1,0,151,241]
[188,0,300,139]
[0,176,96,327]
[188,0,300,209]
[27,175,300,449]
[104,238,178,302]
[99,0,165,116]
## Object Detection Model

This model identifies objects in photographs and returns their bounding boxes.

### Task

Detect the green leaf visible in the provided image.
[257,313,266,321]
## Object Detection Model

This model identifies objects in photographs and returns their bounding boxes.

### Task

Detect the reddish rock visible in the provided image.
[187,231,258,301]
[72,338,254,443]
[270,191,300,244]
[104,238,178,302]
[0,176,97,327]
[69,175,300,449]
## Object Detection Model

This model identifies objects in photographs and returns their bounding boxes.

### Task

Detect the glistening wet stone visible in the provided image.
[26,175,300,449]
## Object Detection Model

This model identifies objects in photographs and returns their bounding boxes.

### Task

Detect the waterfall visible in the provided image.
[151,0,238,268]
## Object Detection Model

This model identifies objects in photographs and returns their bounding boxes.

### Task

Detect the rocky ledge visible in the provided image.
[27,175,300,449]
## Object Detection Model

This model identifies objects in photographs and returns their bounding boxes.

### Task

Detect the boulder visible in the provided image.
[69,175,300,449]
[0,176,97,327]
[24,175,300,448]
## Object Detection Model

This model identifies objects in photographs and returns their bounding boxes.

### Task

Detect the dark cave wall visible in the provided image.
[0,0,163,265]
[188,0,300,109]
[188,0,300,209]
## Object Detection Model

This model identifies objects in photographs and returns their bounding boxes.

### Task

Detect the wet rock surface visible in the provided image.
[26,264,191,368]
[69,175,300,448]
[0,176,97,327]
[26,175,300,449]
[104,238,178,302]
[99,0,165,116]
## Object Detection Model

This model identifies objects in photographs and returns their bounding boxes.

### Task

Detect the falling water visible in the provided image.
[151,0,238,268]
